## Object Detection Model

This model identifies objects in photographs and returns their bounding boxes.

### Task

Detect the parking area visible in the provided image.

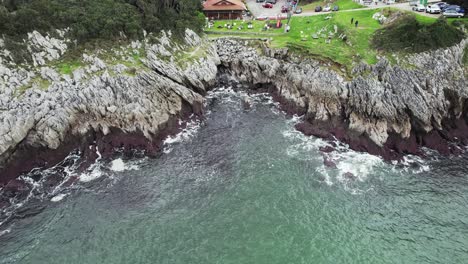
[247,0,453,19]
[246,0,289,18]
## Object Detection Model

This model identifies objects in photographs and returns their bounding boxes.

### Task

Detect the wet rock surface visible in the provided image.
[216,38,468,160]
[0,30,220,184]
[0,32,467,186]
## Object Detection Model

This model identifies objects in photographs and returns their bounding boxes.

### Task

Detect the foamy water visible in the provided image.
[2,86,468,264]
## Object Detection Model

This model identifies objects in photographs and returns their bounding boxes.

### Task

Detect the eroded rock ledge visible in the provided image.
[0,31,467,186]
[0,30,220,185]
[216,38,468,160]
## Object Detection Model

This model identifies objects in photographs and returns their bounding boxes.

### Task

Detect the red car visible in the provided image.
[263,3,273,8]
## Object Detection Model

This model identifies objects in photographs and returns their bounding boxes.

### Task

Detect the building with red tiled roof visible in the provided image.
[203,0,247,20]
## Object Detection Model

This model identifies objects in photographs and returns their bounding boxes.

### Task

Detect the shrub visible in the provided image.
[0,0,205,42]
[372,15,465,53]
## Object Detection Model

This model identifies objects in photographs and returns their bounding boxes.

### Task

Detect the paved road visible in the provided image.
[247,0,442,19]
[246,0,289,18]
[297,0,440,18]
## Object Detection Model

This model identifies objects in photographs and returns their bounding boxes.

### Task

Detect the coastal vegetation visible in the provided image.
[207,8,466,70]
[372,15,465,53]
[301,0,364,11]
[0,0,205,42]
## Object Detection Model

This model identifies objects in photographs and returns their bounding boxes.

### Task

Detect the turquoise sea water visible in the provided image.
[1,88,468,263]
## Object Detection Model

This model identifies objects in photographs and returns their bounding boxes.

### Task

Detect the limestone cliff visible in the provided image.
[216,38,468,159]
[0,30,220,184]
[1,31,467,184]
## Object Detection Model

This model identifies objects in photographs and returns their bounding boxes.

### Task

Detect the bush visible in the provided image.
[0,0,205,42]
[372,15,465,53]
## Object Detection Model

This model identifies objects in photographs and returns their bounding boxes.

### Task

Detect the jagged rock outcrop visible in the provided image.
[216,38,468,159]
[0,29,220,184]
[1,30,467,184]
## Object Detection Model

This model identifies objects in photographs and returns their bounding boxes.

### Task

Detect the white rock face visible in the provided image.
[217,38,468,147]
[0,30,220,173]
[27,30,70,67]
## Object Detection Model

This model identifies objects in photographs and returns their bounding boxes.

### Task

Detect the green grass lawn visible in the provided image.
[301,0,364,11]
[206,9,439,71]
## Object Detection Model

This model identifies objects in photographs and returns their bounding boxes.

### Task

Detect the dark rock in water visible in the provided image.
[323,157,337,168]
[320,146,335,153]
[0,197,11,209]
[343,172,356,180]
[44,173,65,189]
[242,96,252,110]
[3,179,30,198]
[62,175,79,188]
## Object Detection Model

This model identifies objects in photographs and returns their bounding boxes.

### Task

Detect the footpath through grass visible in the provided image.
[206,9,442,70]
[301,0,364,11]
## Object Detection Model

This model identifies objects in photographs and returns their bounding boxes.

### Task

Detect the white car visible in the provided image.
[323,5,331,12]
[426,5,441,14]
[412,4,426,12]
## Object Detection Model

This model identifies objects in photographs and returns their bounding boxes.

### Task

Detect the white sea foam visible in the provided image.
[0,228,11,237]
[79,167,104,183]
[334,151,383,182]
[110,158,126,172]
[110,158,140,172]
[163,118,202,153]
[51,193,68,202]
[79,147,105,182]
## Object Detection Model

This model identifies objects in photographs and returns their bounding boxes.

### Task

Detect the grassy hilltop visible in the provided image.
[206,8,466,71]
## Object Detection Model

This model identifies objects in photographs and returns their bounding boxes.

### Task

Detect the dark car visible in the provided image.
[266,0,277,4]
[332,5,339,11]
[315,6,322,12]
[281,5,289,13]
[436,2,448,10]
[256,0,265,2]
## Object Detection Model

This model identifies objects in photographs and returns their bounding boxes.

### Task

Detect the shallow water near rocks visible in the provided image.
[1,87,468,263]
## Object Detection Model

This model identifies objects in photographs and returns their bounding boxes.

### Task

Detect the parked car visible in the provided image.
[256,0,265,2]
[323,5,331,12]
[412,4,426,12]
[409,0,418,6]
[445,5,465,14]
[386,0,395,4]
[436,2,448,10]
[281,5,288,13]
[266,0,277,4]
[315,6,322,12]
[426,5,441,14]
[263,3,273,8]
[332,5,339,11]
[443,9,463,18]
[295,7,303,14]
[256,15,268,21]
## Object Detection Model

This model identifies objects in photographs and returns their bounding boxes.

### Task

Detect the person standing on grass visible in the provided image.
[351,17,354,24]
[355,20,359,28]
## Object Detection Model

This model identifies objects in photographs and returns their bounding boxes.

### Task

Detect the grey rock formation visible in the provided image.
[0,29,220,182]
[0,29,467,182]
[216,38,468,155]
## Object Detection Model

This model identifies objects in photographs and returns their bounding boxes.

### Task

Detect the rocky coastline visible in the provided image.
[0,31,467,190]
[216,38,468,160]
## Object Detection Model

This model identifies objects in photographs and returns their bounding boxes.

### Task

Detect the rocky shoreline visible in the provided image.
[216,38,468,160]
[0,31,467,189]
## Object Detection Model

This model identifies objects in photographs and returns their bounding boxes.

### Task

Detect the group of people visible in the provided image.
[351,17,359,27]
